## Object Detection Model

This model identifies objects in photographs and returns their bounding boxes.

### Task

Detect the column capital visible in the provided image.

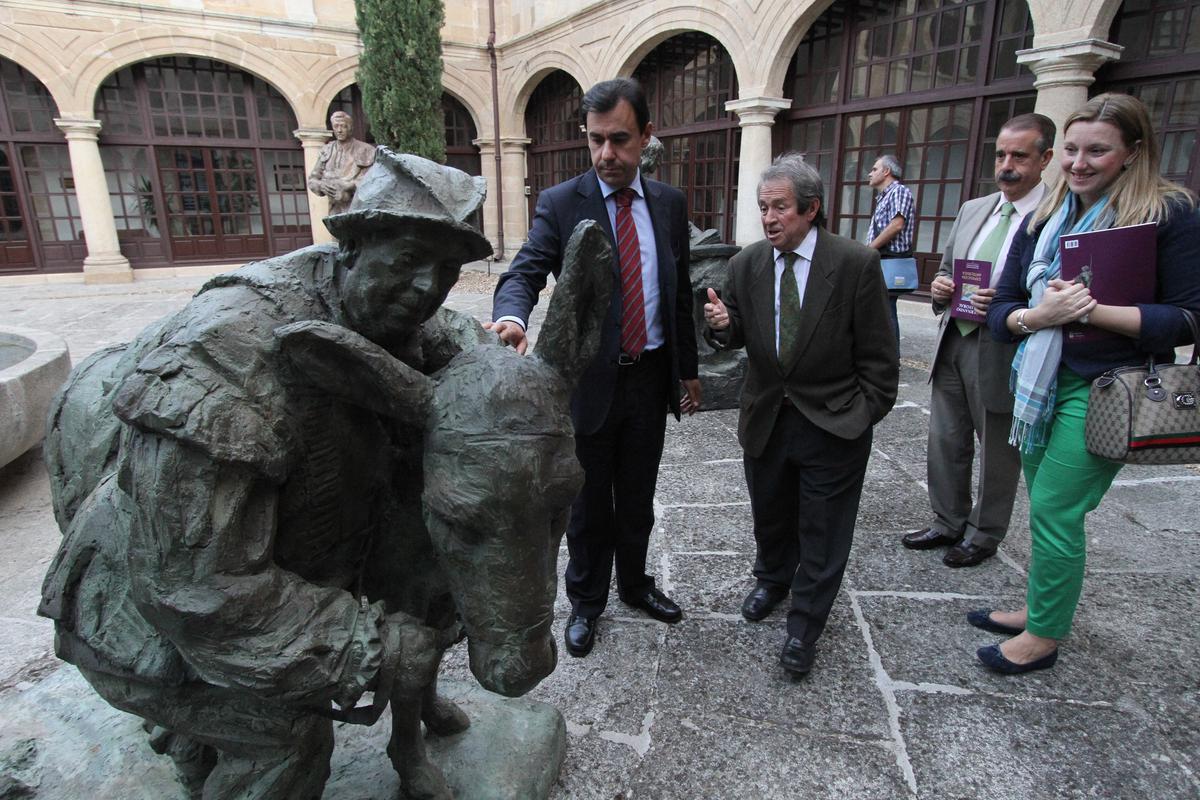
[724,97,791,127]
[1016,39,1124,90]
[294,127,333,146]
[474,137,532,154]
[54,117,102,141]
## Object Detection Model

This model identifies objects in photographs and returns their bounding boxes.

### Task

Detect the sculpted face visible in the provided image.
[994,126,1052,202]
[338,231,461,344]
[331,114,353,142]
[586,98,651,189]
[758,178,818,252]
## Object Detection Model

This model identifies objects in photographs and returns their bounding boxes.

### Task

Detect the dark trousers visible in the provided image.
[744,404,872,643]
[565,348,669,619]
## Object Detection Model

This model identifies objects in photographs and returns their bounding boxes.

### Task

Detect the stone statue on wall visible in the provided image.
[640,136,746,408]
[308,110,377,216]
[38,148,612,800]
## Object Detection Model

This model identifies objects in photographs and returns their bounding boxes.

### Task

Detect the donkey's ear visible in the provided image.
[533,219,614,386]
[274,320,433,424]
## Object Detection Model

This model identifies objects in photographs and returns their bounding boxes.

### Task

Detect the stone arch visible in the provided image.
[310,56,363,129]
[0,28,74,115]
[503,51,593,127]
[607,9,750,93]
[73,31,309,122]
[1027,0,1119,43]
[441,63,491,137]
[760,0,840,98]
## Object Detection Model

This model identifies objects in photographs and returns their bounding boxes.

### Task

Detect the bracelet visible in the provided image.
[1016,309,1036,335]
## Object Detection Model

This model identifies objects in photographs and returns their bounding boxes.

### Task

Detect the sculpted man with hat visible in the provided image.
[38,150,494,799]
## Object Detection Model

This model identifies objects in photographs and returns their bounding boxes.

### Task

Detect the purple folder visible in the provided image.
[1059,222,1157,343]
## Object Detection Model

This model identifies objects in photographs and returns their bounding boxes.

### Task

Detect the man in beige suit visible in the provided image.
[705,153,897,676]
[901,113,1055,567]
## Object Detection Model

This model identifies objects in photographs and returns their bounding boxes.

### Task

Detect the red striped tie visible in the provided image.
[614,187,646,357]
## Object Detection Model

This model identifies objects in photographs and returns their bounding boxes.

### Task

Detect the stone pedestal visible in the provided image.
[726,97,791,246]
[295,127,333,244]
[54,118,133,284]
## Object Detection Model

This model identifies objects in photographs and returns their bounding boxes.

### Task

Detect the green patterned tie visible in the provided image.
[779,252,801,364]
[956,200,1016,336]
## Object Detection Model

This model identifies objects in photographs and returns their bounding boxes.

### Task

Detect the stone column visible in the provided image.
[294,127,333,244]
[1017,39,1123,174]
[54,117,132,283]
[474,136,531,260]
[725,97,791,246]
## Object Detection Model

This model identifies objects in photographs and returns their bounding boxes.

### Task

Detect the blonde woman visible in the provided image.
[979,93,1200,673]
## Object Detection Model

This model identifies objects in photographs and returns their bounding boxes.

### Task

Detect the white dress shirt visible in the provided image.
[598,170,664,350]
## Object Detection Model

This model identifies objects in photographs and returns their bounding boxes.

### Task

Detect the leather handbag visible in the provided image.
[1085,309,1200,464]
[881,257,919,292]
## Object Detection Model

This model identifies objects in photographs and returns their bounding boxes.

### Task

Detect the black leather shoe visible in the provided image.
[966,609,1024,636]
[564,614,596,657]
[977,643,1058,674]
[943,541,998,567]
[779,637,816,676]
[741,585,788,622]
[624,588,682,623]
[901,527,962,550]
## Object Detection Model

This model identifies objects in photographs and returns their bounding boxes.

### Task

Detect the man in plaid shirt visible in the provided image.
[868,155,915,352]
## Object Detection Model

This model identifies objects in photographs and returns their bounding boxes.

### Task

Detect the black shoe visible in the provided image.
[901,527,963,550]
[741,585,788,622]
[564,614,596,657]
[966,609,1024,636]
[624,588,682,623]
[779,636,816,677]
[943,541,998,568]
[976,643,1058,674]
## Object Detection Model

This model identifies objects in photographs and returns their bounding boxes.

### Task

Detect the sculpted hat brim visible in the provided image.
[326,210,493,264]
[323,147,493,263]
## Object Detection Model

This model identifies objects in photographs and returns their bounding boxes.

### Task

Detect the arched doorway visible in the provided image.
[1095,0,1200,194]
[779,0,1036,288]
[633,33,740,241]
[325,86,483,175]
[95,56,312,266]
[0,58,85,274]
[523,70,589,220]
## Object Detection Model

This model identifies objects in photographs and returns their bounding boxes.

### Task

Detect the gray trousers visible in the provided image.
[926,327,1022,548]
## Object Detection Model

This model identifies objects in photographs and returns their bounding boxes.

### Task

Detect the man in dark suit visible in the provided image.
[901,113,1054,568]
[488,78,701,658]
[704,153,897,676]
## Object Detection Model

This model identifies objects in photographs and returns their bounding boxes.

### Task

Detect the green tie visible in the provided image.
[956,200,1016,336]
[779,251,801,364]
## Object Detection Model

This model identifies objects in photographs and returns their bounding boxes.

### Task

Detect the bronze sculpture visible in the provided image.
[307,110,377,215]
[38,149,612,799]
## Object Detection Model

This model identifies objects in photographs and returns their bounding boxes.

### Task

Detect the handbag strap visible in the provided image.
[1183,309,1200,367]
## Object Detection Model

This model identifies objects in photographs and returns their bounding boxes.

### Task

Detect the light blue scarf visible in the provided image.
[1009,193,1112,453]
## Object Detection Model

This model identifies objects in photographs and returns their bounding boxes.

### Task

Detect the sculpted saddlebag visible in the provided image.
[1085,309,1200,464]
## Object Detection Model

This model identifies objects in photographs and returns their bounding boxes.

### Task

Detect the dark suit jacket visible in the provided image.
[492,169,698,435]
[929,191,1020,414]
[715,230,898,458]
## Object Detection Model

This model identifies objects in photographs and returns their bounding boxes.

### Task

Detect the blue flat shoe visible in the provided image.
[976,643,1058,674]
[967,609,1024,636]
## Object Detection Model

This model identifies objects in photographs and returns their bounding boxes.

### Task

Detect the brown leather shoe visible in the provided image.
[943,541,997,567]
[901,527,962,550]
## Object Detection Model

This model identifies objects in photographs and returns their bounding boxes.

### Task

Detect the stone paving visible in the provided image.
[1,268,1198,799]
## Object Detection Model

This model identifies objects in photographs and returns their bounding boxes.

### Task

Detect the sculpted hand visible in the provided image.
[680,378,703,416]
[483,320,528,355]
[970,286,996,314]
[930,275,955,304]
[704,288,729,331]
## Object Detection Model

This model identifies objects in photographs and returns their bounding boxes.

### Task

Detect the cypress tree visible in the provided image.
[355,0,446,162]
